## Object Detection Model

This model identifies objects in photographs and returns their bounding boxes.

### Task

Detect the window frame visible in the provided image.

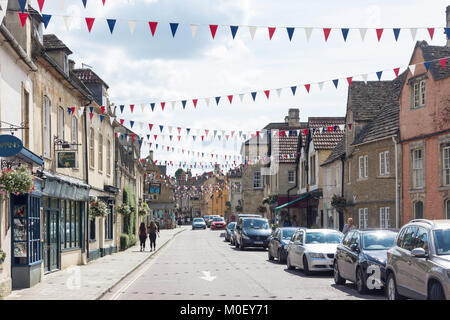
[58,106,64,140]
[288,171,295,184]
[253,170,262,189]
[43,96,51,158]
[358,208,368,229]
[414,201,424,219]
[89,128,95,169]
[310,154,316,185]
[412,148,424,189]
[443,146,450,186]
[98,133,104,173]
[379,207,391,229]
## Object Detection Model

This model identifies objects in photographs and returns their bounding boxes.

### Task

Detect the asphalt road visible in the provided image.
[103,227,385,300]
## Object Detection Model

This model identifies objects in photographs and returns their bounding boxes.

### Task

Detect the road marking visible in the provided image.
[200,271,217,282]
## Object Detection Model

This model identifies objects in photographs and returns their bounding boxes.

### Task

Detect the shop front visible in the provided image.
[274,190,322,228]
[39,170,90,273]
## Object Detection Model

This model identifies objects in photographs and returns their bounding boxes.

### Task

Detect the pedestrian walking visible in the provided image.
[148,221,160,252]
[138,222,147,252]
[342,218,356,234]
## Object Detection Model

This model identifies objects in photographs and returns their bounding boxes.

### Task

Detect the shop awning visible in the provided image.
[274,193,310,211]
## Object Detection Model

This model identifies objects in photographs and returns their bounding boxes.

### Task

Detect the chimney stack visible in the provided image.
[69,59,75,71]
[149,150,154,161]
[287,108,300,126]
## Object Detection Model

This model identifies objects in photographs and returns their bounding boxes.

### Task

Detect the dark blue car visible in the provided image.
[333,229,398,294]
[268,227,303,263]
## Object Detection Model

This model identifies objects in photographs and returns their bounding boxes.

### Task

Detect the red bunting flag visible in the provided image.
[120,119,124,125]
[427,28,434,40]
[102,0,106,5]
[440,58,447,70]
[376,28,383,42]
[303,129,308,136]
[205,129,209,136]
[149,21,158,36]
[201,136,204,141]
[71,107,75,115]
[228,95,233,104]
[19,13,28,27]
[154,135,158,140]
[304,84,311,93]
[268,27,276,40]
[160,102,165,111]
[323,28,331,41]
[347,77,353,86]
[264,90,270,99]
[131,133,135,142]
[101,106,105,114]
[192,99,198,108]
[177,136,181,141]
[85,18,95,32]
[149,123,153,131]
[393,68,400,78]
[209,25,218,39]
[37,0,45,12]
[130,104,134,112]
[115,132,118,138]
[231,131,235,137]
[89,113,94,120]
[177,127,181,134]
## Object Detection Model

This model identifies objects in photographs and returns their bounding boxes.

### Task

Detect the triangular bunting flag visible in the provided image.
[239,94,244,102]
[251,92,257,101]
[323,28,331,41]
[42,14,52,29]
[361,74,368,84]
[440,58,447,70]
[161,102,165,111]
[304,84,311,93]
[107,19,116,34]
[304,28,313,42]
[190,24,198,37]
[63,16,73,31]
[359,28,367,41]
[393,28,401,41]
[408,65,416,76]
[182,100,187,109]
[209,25,218,39]
[128,21,136,35]
[85,18,95,33]
[341,28,349,41]
[82,0,87,8]
[393,67,400,78]
[376,28,383,42]
[37,0,45,13]
[286,27,295,41]
[410,28,417,41]
[230,25,238,39]
[264,90,270,99]
[291,86,297,95]
[18,0,26,13]
[170,23,179,37]
[347,77,352,86]
[376,71,383,81]
[424,61,431,72]
[215,96,220,105]
[268,27,276,40]
[227,95,233,104]
[19,13,28,28]
[149,21,158,36]
[192,99,198,108]
[249,26,257,40]
[130,104,134,113]
[332,79,339,88]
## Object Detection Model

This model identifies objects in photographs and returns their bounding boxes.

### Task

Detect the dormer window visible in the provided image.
[63,53,69,74]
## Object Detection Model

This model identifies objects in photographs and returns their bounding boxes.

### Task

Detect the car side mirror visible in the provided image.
[294,240,300,245]
[350,244,360,253]
[411,247,428,258]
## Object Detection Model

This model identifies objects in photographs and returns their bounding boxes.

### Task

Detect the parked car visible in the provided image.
[192,217,206,230]
[230,223,237,245]
[206,215,220,228]
[286,229,344,275]
[211,217,226,230]
[385,219,450,300]
[268,227,304,263]
[333,229,398,294]
[225,222,236,242]
[235,217,271,250]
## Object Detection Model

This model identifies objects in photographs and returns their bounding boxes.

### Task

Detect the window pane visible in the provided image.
[65,201,70,247]
[415,227,428,251]
[60,201,66,248]
[71,201,76,248]
[414,201,424,219]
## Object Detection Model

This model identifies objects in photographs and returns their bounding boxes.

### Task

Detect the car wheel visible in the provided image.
[268,249,274,261]
[334,261,346,285]
[429,282,446,300]
[277,249,283,264]
[235,239,239,248]
[239,241,245,251]
[303,256,311,275]
[386,273,404,300]
[356,267,368,294]
[287,254,295,270]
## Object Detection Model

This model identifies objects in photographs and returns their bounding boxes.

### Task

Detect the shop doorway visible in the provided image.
[42,198,60,273]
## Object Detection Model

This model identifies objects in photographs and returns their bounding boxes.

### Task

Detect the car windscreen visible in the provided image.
[362,232,396,250]
[281,229,296,240]
[227,222,236,229]
[433,229,450,255]
[193,218,204,223]
[213,218,224,222]
[242,219,269,229]
[305,231,342,244]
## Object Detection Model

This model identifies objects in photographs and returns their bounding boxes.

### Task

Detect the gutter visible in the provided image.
[0,24,37,72]
[351,134,397,148]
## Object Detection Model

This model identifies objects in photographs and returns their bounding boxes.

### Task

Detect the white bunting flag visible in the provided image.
[318,81,324,91]
[239,93,245,102]
[361,74,368,84]
[171,101,176,110]
[59,0,65,10]
[249,26,257,40]
[109,116,115,125]
[77,107,84,118]
[276,88,282,97]
[304,28,313,42]
[64,16,73,31]
[359,28,367,41]
[410,28,417,41]
[190,24,199,37]
[205,97,210,107]
[409,64,416,76]
[128,20,136,35]
[140,104,145,112]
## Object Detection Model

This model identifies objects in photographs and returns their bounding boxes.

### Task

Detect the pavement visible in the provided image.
[5,226,188,300]
[102,227,386,300]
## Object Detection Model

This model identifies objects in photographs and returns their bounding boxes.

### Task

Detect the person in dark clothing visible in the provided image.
[138,222,147,252]
[148,221,160,252]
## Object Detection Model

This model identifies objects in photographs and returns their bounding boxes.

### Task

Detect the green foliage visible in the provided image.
[89,199,109,218]
[121,184,138,240]
[0,168,34,195]
[129,234,137,247]
[119,233,129,251]
[0,249,5,263]
[331,194,347,211]
[138,202,149,217]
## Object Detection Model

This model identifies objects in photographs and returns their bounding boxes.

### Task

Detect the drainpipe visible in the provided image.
[340,155,345,231]
[84,100,92,259]
[287,131,302,217]
[392,136,399,229]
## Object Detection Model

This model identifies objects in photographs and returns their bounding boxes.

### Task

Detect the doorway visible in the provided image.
[42,198,60,273]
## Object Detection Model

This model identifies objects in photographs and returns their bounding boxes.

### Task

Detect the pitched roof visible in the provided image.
[347,77,403,122]
[43,34,72,54]
[271,134,299,164]
[309,117,345,150]
[416,41,450,81]
[72,68,109,89]
[321,136,346,166]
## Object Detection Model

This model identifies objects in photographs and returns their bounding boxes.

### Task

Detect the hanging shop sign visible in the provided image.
[149,183,161,194]
[0,134,23,157]
[57,151,77,168]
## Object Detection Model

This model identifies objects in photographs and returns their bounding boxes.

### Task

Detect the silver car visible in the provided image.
[385,219,450,300]
[286,229,344,275]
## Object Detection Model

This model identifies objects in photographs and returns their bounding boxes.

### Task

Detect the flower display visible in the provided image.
[115,203,131,216]
[89,199,109,218]
[138,202,149,217]
[0,168,34,195]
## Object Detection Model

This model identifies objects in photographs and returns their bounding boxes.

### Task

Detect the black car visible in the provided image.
[333,229,398,294]
[268,227,302,263]
[235,217,271,250]
[225,222,236,242]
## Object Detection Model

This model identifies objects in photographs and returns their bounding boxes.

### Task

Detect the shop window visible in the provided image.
[414,201,424,219]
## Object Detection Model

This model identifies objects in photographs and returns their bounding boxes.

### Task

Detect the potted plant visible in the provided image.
[116,203,131,216]
[331,194,347,211]
[0,168,35,195]
[138,202,149,217]
[89,199,109,218]
[0,249,6,264]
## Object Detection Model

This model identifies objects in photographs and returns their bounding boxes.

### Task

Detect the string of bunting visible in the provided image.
[16,2,450,43]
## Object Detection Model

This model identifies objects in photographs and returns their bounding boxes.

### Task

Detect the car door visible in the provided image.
[295,230,306,266]
[337,231,354,279]
[339,231,355,279]
[408,227,430,299]
[394,226,418,296]
[347,231,361,282]
[287,232,297,263]
[268,229,278,257]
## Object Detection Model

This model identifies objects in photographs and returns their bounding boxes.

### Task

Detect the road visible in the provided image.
[102,227,385,300]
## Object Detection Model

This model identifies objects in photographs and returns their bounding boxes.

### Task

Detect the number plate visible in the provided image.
[254,241,263,244]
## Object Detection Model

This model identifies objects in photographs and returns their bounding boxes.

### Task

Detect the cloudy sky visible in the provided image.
[37,0,449,175]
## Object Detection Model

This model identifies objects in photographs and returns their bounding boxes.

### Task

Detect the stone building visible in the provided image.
[226,167,242,222]
[399,39,450,223]
[200,166,228,217]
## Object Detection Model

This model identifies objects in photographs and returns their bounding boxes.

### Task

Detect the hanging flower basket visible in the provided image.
[89,199,109,218]
[331,194,347,211]
[116,203,131,216]
[138,203,149,217]
[0,168,35,195]
[0,249,6,264]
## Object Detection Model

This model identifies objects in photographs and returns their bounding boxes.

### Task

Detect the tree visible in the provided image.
[175,168,185,180]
